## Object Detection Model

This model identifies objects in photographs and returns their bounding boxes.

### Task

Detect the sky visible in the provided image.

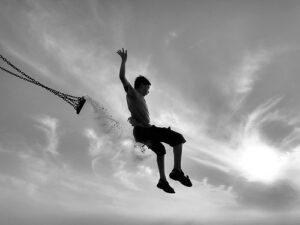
[2,0,300,224]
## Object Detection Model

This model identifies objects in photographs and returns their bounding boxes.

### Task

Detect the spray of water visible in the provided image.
[85,95,149,154]
[84,96,123,138]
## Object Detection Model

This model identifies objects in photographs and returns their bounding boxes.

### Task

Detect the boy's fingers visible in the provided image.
[117,49,127,57]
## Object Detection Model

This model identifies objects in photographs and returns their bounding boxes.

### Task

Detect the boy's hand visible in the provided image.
[117,48,127,62]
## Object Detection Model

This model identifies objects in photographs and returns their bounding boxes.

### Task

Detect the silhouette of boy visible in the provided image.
[117,48,192,193]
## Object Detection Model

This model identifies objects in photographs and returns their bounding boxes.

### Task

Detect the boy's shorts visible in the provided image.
[133,125,186,156]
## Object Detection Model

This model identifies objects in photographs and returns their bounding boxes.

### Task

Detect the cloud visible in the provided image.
[35,115,59,155]
[165,31,179,45]
[84,128,105,157]
[243,97,282,135]
[234,50,270,94]
[234,179,299,211]
[281,128,300,151]
[227,50,272,112]
[189,156,230,174]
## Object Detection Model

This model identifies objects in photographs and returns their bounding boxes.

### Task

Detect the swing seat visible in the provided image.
[76,97,86,114]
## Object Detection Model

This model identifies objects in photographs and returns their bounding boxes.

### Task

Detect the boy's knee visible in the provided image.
[171,133,186,147]
[155,146,166,156]
[150,142,166,156]
[174,143,183,148]
[178,133,186,143]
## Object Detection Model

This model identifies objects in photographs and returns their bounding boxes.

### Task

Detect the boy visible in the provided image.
[117,48,192,193]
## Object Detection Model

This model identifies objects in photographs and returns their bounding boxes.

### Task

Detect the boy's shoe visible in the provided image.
[157,179,175,194]
[169,169,192,187]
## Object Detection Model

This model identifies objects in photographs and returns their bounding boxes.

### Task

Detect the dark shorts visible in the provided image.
[133,125,186,156]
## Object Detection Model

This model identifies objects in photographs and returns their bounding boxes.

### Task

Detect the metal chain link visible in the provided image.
[0,54,84,112]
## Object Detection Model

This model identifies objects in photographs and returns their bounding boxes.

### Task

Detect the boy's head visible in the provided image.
[134,75,151,96]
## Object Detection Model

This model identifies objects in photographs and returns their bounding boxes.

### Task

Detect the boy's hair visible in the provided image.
[134,75,151,89]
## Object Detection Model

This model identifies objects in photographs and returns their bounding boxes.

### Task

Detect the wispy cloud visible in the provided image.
[228,50,271,111]
[84,128,104,157]
[243,97,282,135]
[35,115,59,155]
[235,51,270,94]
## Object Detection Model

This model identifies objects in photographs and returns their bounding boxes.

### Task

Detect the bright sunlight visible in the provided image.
[236,133,287,184]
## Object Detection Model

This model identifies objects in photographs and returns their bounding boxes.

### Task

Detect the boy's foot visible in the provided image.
[169,169,192,187]
[157,179,175,194]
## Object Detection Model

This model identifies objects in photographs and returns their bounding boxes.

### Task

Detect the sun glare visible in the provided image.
[236,134,286,184]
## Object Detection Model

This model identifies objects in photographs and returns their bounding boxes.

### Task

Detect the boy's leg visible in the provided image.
[157,155,167,181]
[146,142,174,193]
[169,144,192,187]
[146,141,167,181]
[156,155,175,193]
[173,144,182,171]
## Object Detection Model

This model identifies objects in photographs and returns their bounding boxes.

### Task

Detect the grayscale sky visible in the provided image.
[1,0,300,224]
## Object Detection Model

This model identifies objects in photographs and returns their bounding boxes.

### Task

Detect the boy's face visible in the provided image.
[140,84,151,96]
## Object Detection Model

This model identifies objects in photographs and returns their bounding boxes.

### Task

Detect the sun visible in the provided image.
[236,134,286,184]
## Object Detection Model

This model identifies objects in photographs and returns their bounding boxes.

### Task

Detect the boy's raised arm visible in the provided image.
[117,48,130,90]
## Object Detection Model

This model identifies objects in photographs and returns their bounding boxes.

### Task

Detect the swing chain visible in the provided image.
[0,54,85,114]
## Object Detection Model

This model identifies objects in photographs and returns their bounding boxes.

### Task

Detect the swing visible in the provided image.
[0,54,86,114]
